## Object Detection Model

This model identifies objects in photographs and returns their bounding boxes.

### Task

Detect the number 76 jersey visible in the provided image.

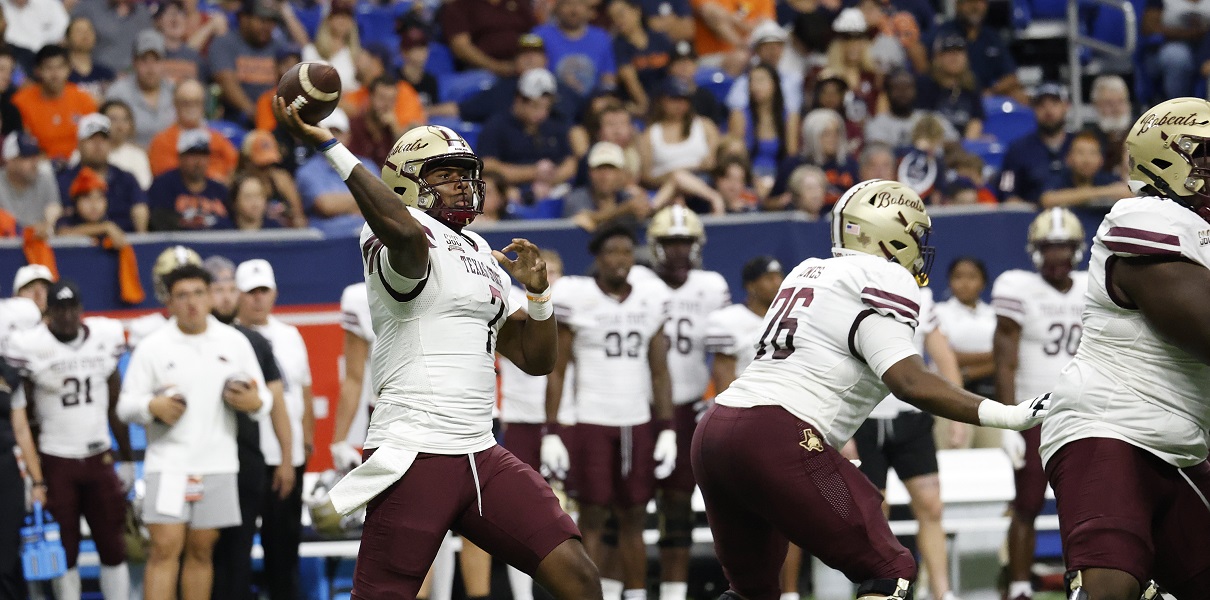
[990,269,1088,403]
[715,252,922,447]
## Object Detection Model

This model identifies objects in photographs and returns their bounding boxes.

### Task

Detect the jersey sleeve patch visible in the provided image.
[1102,226,1183,257]
[860,287,920,327]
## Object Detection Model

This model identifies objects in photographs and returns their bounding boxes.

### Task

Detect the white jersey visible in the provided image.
[340,282,377,412]
[125,312,167,348]
[716,251,922,447]
[630,266,731,404]
[705,303,765,376]
[4,317,125,458]
[250,316,312,467]
[0,297,41,350]
[869,287,940,418]
[1041,196,1210,468]
[359,210,516,455]
[499,286,577,424]
[552,274,671,427]
[991,269,1088,402]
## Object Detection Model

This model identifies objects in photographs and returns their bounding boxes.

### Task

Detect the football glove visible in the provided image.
[653,429,677,480]
[540,434,570,480]
[329,441,363,473]
[1001,431,1027,470]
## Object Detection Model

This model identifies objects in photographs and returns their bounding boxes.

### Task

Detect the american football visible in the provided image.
[276,61,342,124]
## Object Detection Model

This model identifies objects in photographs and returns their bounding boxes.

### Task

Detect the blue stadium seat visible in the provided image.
[961,139,1006,174]
[425,42,456,79]
[694,67,733,105]
[355,2,411,54]
[209,120,249,150]
[438,70,497,104]
[300,557,331,600]
[293,3,324,40]
[981,96,1036,146]
[510,198,564,220]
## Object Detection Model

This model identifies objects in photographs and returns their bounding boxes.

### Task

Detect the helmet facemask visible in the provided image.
[889,216,934,286]
[415,155,486,227]
[1133,129,1210,222]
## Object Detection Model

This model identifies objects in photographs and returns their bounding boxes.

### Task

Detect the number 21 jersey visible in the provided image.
[716,251,922,447]
[990,269,1087,403]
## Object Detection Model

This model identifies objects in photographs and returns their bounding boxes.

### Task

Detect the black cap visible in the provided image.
[933,33,966,54]
[47,280,82,308]
[1033,82,1070,103]
[741,256,783,284]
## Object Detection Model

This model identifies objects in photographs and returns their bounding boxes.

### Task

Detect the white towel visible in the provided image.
[155,472,187,518]
[329,445,418,515]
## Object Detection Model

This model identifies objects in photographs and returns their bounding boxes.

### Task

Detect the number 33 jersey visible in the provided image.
[990,269,1087,403]
[552,275,671,427]
[4,317,126,458]
[715,251,922,447]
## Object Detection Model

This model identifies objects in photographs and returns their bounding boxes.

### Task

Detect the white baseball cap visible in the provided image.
[319,108,350,133]
[587,142,626,169]
[749,20,788,48]
[12,264,54,295]
[518,68,557,99]
[235,259,276,292]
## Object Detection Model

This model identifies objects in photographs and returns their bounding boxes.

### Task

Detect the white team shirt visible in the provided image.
[0,297,41,351]
[869,287,940,418]
[716,251,922,447]
[359,210,517,454]
[705,303,766,377]
[991,269,1088,402]
[1041,196,1210,468]
[4,317,125,458]
[934,296,996,355]
[630,265,731,404]
[340,281,376,410]
[499,286,578,424]
[250,316,312,467]
[125,312,167,348]
[552,274,671,427]
[118,316,272,475]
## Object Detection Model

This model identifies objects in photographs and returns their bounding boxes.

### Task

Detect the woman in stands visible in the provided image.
[302,0,361,93]
[803,8,882,126]
[934,257,998,448]
[639,78,720,188]
[729,63,798,186]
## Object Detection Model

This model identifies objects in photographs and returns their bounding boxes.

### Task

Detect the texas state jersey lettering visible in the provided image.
[359,208,516,454]
[715,252,922,447]
[991,269,1087,402]
[552,274,671,427]
[1041,196,1210,468]
[4,317,126,458]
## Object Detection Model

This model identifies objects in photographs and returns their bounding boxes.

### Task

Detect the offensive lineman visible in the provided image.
[991,208,1088,600]
[4,280,133,600]
[630,205,730,600]
[692,179,1050,600]
[545,224,674,600]
[273,99,601,600]
[1040,98,1210,598]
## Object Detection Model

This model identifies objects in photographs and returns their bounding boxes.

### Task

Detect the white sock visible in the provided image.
[507,566,534,600]
[660,582,688,600]
[779,593,800,600]
[622,589,647,600]
[429,535,457,600]
[52,567,81,600]
[601,578,625,600]
[100,564,131,600]
[1008,580,1033,598]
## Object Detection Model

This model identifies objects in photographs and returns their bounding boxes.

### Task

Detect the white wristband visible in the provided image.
[323,142,360,182]
[977,399,1012,429]
[526,287,553,321]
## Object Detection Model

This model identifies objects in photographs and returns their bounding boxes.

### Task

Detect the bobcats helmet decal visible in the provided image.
[152,245,202,302]
[1027,207,1086,268]
[831,179,934,286]
[382,125,486,227]
[647,205,706,266]
[1128,97,1210,222]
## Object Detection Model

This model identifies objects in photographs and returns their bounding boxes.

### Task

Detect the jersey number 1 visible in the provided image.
[755,287,814,360]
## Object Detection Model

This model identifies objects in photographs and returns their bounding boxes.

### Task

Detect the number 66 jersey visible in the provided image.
[715,250,922,448]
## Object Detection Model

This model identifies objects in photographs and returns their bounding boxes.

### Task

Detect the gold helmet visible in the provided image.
[1127,97,1210,218]
[381,125,485,227]
[1027,207,1085,268]
[152,245,202,302]
[647,205,706,265]
[831,179,934,286]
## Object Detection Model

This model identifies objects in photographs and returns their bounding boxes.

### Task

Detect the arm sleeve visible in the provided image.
[853,313,920,377]
[117,345,157,425]
[990,272,1027,325]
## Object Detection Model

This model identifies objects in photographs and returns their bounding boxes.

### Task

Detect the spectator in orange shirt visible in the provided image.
[254,45,302,132]
[690,0,773,68]
[11,44,98,162]
[342,42,426,127]
[147,79,240,183]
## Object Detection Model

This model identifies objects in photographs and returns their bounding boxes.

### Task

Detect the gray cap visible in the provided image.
[135,29,166,57]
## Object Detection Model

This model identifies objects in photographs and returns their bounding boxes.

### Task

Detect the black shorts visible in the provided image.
[853,411,939,491]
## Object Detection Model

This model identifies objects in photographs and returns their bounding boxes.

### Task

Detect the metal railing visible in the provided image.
[1067,0,1137,124]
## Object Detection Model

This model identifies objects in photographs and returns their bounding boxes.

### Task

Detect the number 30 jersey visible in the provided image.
[990,269,1088,403]
[3,317,126,458]
[552,274,671,427]
[716,251,922,447]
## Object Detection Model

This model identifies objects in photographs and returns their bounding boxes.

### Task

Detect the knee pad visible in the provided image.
[854,578,912,599]
[658,499,693,549]
[1064,571,1089,600]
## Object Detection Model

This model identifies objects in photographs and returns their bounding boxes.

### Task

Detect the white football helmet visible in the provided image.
[381,125,485,227]
[1027,207,1085,268]
[152,245,202,303]
[831,179,934,286]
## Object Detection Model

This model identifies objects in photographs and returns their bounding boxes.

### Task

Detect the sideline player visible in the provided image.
[1040,98,1210,598]
[630,206,729,600]
[545,224,674,600]
[991,208,1087,600]
[272,99,601,600]
[692,179,1050,600]
[4,280,133,600]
